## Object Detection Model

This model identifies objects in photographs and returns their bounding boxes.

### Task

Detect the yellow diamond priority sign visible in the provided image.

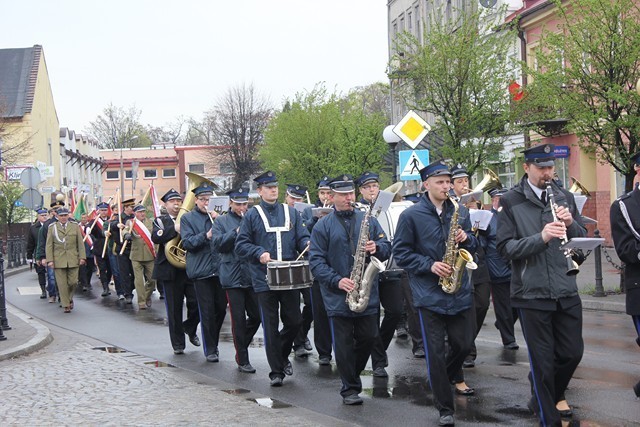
[393,110,431,149]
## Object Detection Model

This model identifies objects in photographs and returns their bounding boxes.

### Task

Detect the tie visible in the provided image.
[540,190,547,206]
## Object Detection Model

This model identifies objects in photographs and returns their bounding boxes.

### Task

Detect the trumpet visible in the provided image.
[545,181,579,276]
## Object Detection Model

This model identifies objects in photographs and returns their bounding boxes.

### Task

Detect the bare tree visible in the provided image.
[146,118,186,145]
[86,103,149,149]
[183,114,218,146]
[209,84,272,188]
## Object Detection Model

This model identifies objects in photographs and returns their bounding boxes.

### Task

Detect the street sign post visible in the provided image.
[399,149,429,181]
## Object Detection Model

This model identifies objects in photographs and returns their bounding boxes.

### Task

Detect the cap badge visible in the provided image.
[544,145,551,153]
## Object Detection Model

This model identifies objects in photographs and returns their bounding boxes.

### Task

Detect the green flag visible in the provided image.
[73,193,87,221]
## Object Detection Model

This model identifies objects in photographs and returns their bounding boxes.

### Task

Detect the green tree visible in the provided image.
[259,84,389,191]
[391,6,518,174]
[0,179,31,237]
[516,0,640,192]
[86,104,150,149]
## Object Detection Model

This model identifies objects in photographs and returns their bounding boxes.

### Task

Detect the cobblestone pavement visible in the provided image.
[0,339,339,426]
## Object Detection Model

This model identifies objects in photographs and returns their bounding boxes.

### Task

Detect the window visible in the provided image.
[144,169,157,179]
[220,162,234,174]
[163,168,176,178]
[189,163,205,174]
[407,12,412,32]
[106,170,119,180]
[554,158,570,189]
[495,162,516,190]
[125,170,133,179]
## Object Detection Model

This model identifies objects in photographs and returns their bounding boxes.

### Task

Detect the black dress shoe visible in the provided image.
[101,288,111,297]
[634,380,640,398]
[413,348,426,358]
[438,414,454,426]
[342,394,363,405]
[462,358,475,368]
[558,408,573,418]
[283,361,293,376]
[504,342,519,350]
[372,367,388,378]
[270,376,284,387]
[238,363,256,373]
[318,356,331,366]
[189,334,201,347]
[454,386,475,396]
[174,349,184,355]
[206,353,219,363]
[303,339,313,351]
[396,326,409,339]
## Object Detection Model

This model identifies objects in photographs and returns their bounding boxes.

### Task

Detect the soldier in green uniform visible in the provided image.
[45,208,86,313]
[125,204,157,310]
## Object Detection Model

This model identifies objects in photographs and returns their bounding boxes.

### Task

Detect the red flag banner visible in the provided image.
[131,218,156,257]
[509,81,525,102]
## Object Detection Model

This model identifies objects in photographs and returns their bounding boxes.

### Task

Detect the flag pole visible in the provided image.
[84,196,112,242]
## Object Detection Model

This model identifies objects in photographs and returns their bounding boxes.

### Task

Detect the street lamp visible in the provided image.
[383,125,401,183]
[119,135,138,199]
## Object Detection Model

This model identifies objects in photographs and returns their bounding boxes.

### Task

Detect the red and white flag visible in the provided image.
[80,225,93,250]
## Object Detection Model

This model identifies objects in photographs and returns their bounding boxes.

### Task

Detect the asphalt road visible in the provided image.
[7,270,640,426]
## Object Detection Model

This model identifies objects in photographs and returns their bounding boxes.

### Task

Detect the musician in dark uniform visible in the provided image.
[450,164,492,369]
[151,189,200,355]
[310,174,390,405]
[302,176,334,365]
[26,208,49,299]
[109,198,136,304]
[181,183,227,362]
[497,144,586,425]
[235,171,310,387]
[393,161,478,427]
[485,187,519,349]
[212,188,259,373]
[89,202,113,297]
[355,171,403,378]
[610,150,640,398]
[284,183,314,358]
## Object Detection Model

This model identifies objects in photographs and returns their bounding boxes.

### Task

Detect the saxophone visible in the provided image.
[439,195,478,294]
[346,203,386,313]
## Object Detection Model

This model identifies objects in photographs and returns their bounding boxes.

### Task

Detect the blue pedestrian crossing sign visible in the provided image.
[399,149,429,181]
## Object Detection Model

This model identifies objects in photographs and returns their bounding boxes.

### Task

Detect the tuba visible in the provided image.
[439,195,477,294]
[569,177,590,197]
[165,172,217,269]
[472,169,501,193]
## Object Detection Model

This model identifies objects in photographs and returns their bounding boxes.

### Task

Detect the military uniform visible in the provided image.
[89,203,113,296]
[109,199,136,302]
[45,209,85,312]
[26,209,49,298]
[126,205,156,309]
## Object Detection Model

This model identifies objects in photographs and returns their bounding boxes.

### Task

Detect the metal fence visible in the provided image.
[0,237,28,269]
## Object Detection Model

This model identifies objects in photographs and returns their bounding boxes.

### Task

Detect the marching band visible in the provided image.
[27,145,639,427]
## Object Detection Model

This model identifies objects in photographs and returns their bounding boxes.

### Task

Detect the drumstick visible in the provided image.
[295,243,310,261]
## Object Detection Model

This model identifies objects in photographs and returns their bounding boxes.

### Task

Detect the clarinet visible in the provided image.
[545,181,580,276]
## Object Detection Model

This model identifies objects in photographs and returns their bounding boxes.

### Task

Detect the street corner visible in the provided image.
[0,305,52,362]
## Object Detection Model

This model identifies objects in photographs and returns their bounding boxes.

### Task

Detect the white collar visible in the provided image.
[527,179,545,199]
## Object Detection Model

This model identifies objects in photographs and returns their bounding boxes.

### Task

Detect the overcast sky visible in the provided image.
[1,1,389,134]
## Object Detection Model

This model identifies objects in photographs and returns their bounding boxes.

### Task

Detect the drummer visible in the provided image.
[235,171,311,387]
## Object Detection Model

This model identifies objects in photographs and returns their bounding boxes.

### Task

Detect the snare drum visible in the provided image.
[267,260,313,290]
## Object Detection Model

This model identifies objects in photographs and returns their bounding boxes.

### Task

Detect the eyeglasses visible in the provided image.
[197,197,210,203]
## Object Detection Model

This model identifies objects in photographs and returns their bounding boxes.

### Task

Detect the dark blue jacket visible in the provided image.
[235,200,310,293]
[181,208,219,280]
[392,194,477,315]
[485,208,511,282]
[212,210,251,289]
[310,209,391,317]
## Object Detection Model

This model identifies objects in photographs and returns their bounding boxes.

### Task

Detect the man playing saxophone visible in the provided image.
[309,174,390,405]
[496,144,586,425]
[392,161,477,427]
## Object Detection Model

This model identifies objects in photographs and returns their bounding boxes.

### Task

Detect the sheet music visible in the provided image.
[208,196,229,214]
[562,237,605,251]
[574,195,587,215]
[371,190,394,217]
[294,202,314,214]
[469,209,493,231]
[459,190,483,206]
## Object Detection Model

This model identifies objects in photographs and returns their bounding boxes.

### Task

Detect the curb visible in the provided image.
[4,265,31,278]
[581,298,626,313]
[0,305,53,361]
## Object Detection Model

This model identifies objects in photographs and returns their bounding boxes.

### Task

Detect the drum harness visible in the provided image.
[254,204,291,261]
